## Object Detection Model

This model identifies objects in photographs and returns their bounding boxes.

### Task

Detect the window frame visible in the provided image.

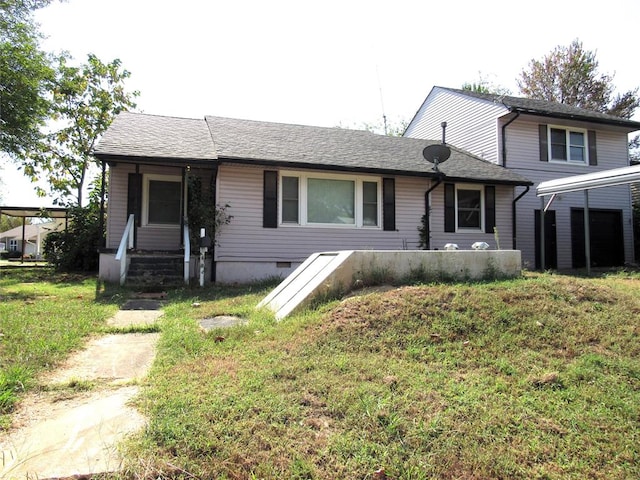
[455,184,484,232]
[9,239,18,252]
[142,174,183,227]
[548,125,588,165]
[278,171,382,229]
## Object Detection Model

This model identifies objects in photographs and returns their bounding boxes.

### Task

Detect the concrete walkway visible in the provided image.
[0,300,163,479]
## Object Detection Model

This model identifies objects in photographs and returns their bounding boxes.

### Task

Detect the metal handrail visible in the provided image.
[115,214,135,286]
[183,224,190,284]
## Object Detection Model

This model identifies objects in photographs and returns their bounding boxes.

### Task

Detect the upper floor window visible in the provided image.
[550,127,586,163]
[539,124,597,166]
[279,172,380,228]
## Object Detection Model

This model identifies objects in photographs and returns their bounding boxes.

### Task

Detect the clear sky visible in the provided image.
[2,0,639,207]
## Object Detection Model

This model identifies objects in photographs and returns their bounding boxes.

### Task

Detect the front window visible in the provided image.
[143,175,182,226]
[9,239,17,252]
[549,126,587,163]
[456,185,483,230]
[280,172,380,228]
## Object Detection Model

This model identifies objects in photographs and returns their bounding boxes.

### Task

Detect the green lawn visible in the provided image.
[1,268,639,479]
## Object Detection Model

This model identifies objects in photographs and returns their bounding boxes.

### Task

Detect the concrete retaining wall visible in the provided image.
[259,250,522,319]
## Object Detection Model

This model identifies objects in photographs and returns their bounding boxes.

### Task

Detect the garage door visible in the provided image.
[571,208,624,268]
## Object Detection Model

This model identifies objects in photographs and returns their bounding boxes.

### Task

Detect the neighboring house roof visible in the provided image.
[94,112,532,186]
[94,112,217,162]
[417,87,640,131]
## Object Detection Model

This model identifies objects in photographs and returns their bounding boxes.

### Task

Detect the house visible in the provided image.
[93,112,531,284]
[405,86,640,270]
[0,220,64,258]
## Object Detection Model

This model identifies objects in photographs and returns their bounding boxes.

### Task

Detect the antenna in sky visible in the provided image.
[376,65,387,135]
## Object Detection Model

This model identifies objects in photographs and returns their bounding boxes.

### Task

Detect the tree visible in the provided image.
[461,72,511,96]
[517,39,639,119]
[0,0,55,157]
[23,54,138,206]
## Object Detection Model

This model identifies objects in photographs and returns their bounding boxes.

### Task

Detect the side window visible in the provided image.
[456,186,482,230]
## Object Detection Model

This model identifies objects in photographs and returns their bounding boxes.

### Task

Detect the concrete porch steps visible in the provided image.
[125,253,184,290]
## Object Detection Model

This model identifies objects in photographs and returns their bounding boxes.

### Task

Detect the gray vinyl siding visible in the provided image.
[405,87,506,164]
[505,118,634,268]
[215,164,516,263]
[106,163,184,251]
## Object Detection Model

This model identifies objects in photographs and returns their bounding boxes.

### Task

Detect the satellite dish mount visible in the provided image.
[422,121,451,172]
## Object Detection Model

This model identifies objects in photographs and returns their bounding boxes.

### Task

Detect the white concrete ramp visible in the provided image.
[259,249,523,320]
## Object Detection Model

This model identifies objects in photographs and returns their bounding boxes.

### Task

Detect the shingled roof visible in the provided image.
[94,112,216,161]
[440,87,640,130]
[94,111,532,186]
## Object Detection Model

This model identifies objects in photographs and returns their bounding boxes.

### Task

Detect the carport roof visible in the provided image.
[0,206,69,218]
[536,164,640,196]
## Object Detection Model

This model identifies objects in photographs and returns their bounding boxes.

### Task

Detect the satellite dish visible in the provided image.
[422,144,451,172]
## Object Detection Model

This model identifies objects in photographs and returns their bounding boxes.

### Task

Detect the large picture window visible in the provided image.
[279,172,380,228]
[143,175,182,226]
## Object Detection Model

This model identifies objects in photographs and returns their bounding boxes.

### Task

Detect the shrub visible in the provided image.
[43,205,104,272]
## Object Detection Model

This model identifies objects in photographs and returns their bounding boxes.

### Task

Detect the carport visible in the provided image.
[0,206,69,263]
[537,164,640,275]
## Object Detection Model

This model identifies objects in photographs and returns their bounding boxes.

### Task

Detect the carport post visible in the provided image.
[540,197,545,270]
[584,190,591,276]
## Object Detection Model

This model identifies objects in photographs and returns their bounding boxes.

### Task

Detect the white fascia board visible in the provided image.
[536,164,640,196]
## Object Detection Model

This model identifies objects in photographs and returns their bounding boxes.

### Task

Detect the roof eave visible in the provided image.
[93,152,218,166]
[218,157,533,186]
[506,106,640,131]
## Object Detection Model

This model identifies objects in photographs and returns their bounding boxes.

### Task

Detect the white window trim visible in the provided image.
[455,184,484,232]
[279,170,382,229]
[548,125,588,165]
[142,174,183,227]
[9,239,18,251]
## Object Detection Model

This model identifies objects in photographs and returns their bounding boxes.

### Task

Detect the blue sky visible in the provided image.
[2,0,639,207]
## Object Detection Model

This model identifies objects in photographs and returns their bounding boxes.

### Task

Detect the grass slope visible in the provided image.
[126,273,640,479]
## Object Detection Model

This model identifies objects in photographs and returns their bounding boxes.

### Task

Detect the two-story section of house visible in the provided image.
[405,86,640,270]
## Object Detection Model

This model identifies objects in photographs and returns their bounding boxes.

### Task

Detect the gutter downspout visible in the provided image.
[501,111,519,168]
[512,185,530,250]
[423,175,444,250]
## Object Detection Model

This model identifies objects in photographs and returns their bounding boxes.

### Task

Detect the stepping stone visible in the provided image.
[199,315,247,331]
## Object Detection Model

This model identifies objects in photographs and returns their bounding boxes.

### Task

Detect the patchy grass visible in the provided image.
[0,267,121,420]
[120,271,640,479]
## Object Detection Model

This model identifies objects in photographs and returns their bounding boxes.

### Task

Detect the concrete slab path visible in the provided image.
[0,304,163,479]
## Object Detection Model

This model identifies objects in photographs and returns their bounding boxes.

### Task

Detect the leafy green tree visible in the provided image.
[461,73,511,96]
[23,54,138,206]
[517,39,639,119]
[0,0,55,157]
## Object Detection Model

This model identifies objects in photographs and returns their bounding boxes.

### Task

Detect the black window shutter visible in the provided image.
[127,173,142,227]
[588,130,597,165]
[382,178,395,231]
[485,185,496,233]
[444,183,455,233]
[538,124,548,162]
[263,170,278,228]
